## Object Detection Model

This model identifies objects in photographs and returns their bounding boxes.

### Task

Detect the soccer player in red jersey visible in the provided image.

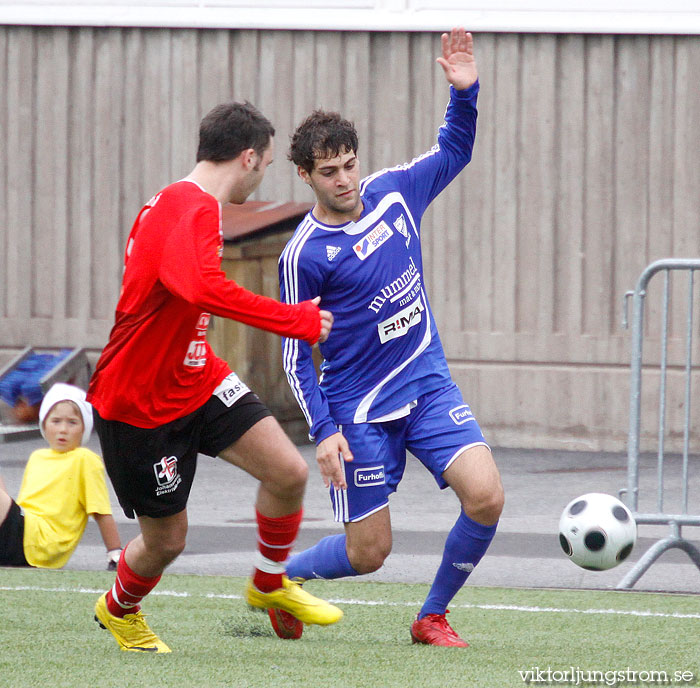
[89,102,342,653]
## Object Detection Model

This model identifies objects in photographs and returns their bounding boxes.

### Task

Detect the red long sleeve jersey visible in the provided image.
[88,180,320,428]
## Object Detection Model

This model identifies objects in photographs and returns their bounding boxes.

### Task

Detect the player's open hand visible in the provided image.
[311,296,334,343]
[316,431,354,490]
[436,27,478,91]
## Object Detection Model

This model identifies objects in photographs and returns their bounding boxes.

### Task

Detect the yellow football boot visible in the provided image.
[245,576,342,626]
[94,593,171,653]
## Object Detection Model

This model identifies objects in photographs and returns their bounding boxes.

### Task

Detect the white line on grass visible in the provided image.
[1,585,698,620]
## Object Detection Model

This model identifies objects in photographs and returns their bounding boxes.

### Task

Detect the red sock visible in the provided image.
[106,547,162,618]
[252,508,302,592]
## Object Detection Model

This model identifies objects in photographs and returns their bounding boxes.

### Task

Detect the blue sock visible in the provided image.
[285,534,359,580]
[418,512,497,619]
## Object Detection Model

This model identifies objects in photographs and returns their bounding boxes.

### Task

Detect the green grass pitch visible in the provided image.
[1,568,698,688]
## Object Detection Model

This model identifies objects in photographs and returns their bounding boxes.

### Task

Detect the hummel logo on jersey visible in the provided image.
[393,214,410,247]
[326,245,341,262]
[378,297,425,343]
[452,562,475,573]
[146,192,162,208]
[353,221,393,261]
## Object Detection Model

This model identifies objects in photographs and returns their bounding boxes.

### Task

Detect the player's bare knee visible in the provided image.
[158,537,187,564]
[292,457,309,488]
[267,456,308,498]
[348,541,391,574]
[142,529,187,565]
[285,456,309,493]
[466,484,504,525]
[486,484,505,522]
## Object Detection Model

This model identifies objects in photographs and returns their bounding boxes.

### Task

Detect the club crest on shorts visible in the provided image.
[154,455,182,495]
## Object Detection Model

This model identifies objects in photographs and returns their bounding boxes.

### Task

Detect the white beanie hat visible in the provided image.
[39,383,93,446]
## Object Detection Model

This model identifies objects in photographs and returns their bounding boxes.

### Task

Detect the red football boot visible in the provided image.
[268,608,304,640]
[410,611,469,647]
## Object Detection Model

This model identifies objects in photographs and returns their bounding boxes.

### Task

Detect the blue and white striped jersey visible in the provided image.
[279,81,479,444]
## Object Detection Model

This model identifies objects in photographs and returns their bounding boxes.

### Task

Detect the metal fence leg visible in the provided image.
[617,523,700,589]
[618,260,700,592]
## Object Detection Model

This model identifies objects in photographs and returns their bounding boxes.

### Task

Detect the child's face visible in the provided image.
[44,401,84,453]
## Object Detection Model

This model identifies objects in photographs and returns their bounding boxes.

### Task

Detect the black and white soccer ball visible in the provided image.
[558,493,637,571]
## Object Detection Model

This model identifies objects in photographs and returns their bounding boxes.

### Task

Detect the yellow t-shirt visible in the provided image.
[17,447,112,568]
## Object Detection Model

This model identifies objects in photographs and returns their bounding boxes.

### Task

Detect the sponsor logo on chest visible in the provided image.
[378,296,425,343]
[353,221,393,261]
[183,312,211,368]
[367,257,420,314]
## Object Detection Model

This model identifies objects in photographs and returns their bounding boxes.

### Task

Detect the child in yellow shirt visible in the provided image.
[0,383,122,569]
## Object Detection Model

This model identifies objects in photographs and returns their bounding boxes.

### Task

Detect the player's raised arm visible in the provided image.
[436,27,478,91]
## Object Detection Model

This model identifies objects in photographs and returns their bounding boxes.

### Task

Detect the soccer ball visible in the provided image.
[558,493,637,571]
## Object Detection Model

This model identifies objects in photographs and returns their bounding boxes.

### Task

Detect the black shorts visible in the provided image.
[93,390,271,520]
[0,500,31,567]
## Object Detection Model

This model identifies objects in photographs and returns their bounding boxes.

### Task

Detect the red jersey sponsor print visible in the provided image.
[88,180,321,428]
[184,313,211,368]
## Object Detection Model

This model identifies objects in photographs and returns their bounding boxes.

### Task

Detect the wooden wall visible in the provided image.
[1,26,698,450]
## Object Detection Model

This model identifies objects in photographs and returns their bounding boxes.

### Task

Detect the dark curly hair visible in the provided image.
[288,110,358,173]
[197,101,274,163]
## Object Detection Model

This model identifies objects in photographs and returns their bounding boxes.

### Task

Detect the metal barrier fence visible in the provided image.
[618,258,700,589]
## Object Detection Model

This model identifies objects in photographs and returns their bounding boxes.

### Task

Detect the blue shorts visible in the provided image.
[332,382,489,522]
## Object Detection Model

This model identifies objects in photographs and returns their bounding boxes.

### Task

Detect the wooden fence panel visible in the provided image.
[0,26,698,450]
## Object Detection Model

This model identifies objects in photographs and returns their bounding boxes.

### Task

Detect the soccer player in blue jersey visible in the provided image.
[277,28,504,646]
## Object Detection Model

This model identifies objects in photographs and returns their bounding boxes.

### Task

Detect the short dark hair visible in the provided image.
[197,101,275,163]
[288,110,358,173]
